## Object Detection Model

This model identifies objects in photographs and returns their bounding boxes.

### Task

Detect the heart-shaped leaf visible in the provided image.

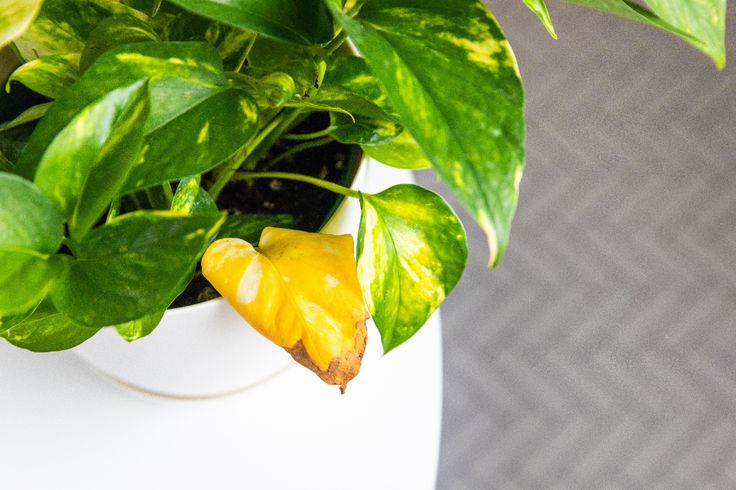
[51,210,225,327]
[562,0,726,68]
[0,173,65,316]
[6,53,80,99]
[0,0,42,49]
[521,0,557,39]
[358,184,467,352]
[34,79,151,238]
[1,300,100,352]
[330,1,525,266]
[202,228,369,392]
[171,176,218,215]
[167,0,336,45]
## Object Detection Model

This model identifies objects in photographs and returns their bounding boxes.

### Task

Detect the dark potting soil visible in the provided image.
[170,113,362,308]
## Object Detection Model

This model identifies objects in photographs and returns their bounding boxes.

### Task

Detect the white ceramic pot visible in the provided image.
[73,159,372,398]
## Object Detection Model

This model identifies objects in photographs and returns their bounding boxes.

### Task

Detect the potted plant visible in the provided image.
[0,0,727,394]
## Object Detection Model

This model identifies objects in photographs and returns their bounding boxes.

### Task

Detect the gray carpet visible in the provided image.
[418,2,736,488]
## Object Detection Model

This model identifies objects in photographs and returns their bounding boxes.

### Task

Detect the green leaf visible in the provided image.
[0,172,65,316]
[0,102,52,132]
[6,53,80,99]
[17,42,230,180]
[167,0,335,45]
[51,211,225,326]
[0,0,43,49]
[362,129,431,170]
[562,0,726,68]
[246,37,322,97]
[0,124,34,165]
[330,0,525,266]
[80,14,160,71]
[521,0,557,39]
[14,0,148,60]
[34,79,151,238]
[1,300,100,352]
[123,86,258,193]
[218,213,298,243]
[357,184,467,353]
[171,176,218,215]
[115,309,165,342]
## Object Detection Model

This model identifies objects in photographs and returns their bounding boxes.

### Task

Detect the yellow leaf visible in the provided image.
[202,227,369,392]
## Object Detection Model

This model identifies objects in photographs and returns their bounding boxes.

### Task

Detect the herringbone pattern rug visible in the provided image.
[421,2,736,488]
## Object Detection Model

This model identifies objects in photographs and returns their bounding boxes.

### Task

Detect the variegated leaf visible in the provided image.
[34,80,150,237]
[17,42,257,192]
[357,184,467,352]
[521,0,557,39]
[0,0,43,49]
[14,0,147,60]
[202,228,369,391]
[80,14,159,70]
[331,0,525,266]
[51,211,225,326]
[171,176,218,215]
[562,0,726,68]
[362,130,431,170]
[115,309,165,342]
[6,53,80,99]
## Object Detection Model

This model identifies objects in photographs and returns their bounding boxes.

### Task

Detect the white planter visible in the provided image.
[73,159,372,398]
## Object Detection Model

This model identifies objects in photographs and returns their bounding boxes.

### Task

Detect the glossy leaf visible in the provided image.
[51,211,225,326]
[171,176,218,215]
[115,309,165,342]
[521,0,557,39]
[0,173,65,316]
[562,0,726,68]
[202,228,369,391]
[362,130,431,170]
[357,184,467,352]
[0,102,51,132]
[17,42,231,181]
[247,37,322,97]
[167,0,335,45]
[34,80,150,237]
[6,53,80,99]
[1,300,100,352]
[14,0,147,60]
[123,87,258,193]
[218,213,298,243]
[331,0,525,266]
[80,14,160,71]
[0,0,43,49]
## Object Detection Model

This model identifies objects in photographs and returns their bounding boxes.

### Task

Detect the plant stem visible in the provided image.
[263,136,334,169]
[162,182,174,203]
[107,198,121,222]
[282,127,333,141]
[324,30,348,55]
[234,34,258,73]
[234,171,360,199]
[208,108,302,200]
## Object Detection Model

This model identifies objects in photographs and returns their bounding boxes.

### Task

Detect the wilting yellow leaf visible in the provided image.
[202,227,369,392]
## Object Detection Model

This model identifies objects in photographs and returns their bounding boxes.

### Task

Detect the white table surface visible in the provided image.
[0,165,443,490]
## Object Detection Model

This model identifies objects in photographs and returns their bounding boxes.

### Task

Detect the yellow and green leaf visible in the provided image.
[6,53,80,99]
[202,228,369,392]
[521,0,557,39]
[0,0,43,50]
[562,0,726,68]
[330,0,525,267]
[358,184,467,352]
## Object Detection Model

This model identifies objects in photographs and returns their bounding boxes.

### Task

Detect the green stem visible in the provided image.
[162,182,174,204]
[324,30,348,55]
[234,34,258,73]
[263,136,334,169]
[208,109,303,200]
[234,171,360,199]
[107,198,121,222]
[282,127,333,141]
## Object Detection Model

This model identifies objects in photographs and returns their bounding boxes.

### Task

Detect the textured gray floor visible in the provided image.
[417,2,736,489]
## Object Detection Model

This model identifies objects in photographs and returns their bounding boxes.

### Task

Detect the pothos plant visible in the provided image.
[0,0,727,390]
